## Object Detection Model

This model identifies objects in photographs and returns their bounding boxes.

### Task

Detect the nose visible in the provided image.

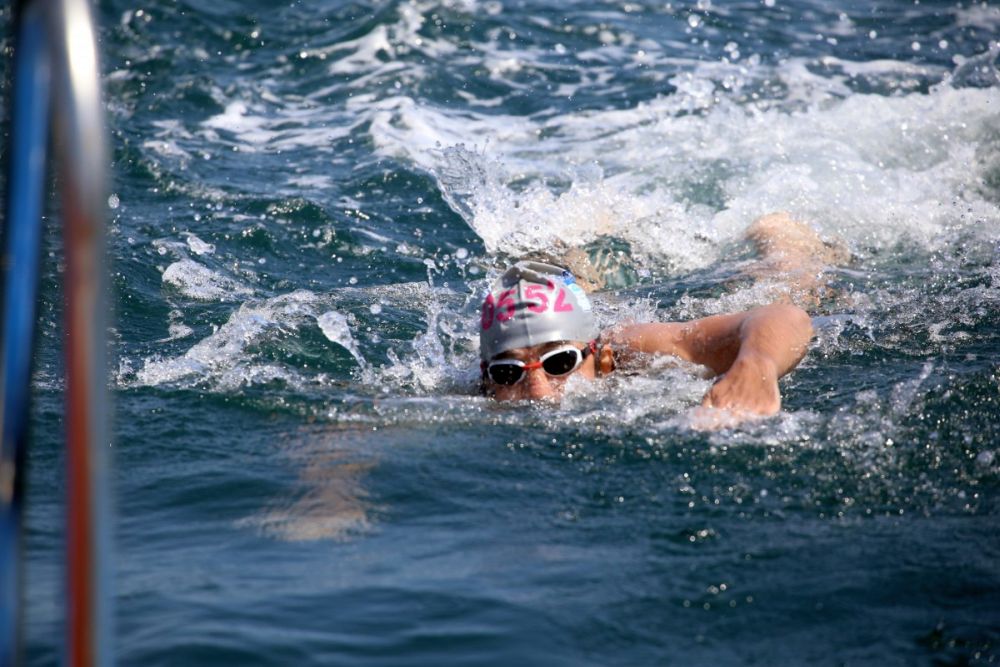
[524,365,557,400]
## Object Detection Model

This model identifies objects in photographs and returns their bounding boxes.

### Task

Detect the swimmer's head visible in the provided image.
[479,261,598,361]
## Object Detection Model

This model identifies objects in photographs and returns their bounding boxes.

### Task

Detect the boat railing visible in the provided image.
[1,0,112,664]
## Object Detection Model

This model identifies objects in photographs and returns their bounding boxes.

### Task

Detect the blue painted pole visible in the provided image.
[0,2,51,665]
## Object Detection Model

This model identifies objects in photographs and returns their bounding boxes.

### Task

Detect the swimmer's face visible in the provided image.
[483,340,598,402]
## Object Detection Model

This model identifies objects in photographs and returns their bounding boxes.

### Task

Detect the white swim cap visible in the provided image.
[479,261,598,360]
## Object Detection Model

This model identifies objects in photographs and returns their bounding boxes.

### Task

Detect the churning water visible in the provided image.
[5,0,1000,664]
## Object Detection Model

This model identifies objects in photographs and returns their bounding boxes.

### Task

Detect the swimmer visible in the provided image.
[478,212,833,416]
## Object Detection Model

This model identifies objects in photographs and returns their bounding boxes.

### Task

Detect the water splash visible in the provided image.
[161,259,255,302]
[317,310,367,368]
[130,290,323,388]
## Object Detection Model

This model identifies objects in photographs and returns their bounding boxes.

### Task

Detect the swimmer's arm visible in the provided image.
[609,304,813,415]
[692,304,813,415]
[604,321,688,365]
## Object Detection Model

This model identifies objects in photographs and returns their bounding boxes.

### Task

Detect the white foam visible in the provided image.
[183,233,215,256]
[199,99,356,160]
[324,25,396,75]
[362,95,537,171]
[162,259,254,301]
[374,64,1000,272]
[361,300,476,394]
[286,174,335,190]
[142,138,192,160]
[143,119,195,160]
[435,144,696,261]
[133,290,322,388]
[129,282,475,394]
[126,0,1000,278]
[166,322,194,340]
[955,4,1000,29]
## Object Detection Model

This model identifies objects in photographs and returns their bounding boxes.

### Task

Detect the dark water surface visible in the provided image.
[4,0,1000,664]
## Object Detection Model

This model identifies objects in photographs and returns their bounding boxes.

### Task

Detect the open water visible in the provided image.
[4,0,1000,664]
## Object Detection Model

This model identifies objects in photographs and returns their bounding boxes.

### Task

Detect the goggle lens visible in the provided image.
[488,363,525,386]
[486,346,586,386]
[541,349,582,376]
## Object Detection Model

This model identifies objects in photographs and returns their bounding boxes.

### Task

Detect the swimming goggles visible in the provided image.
[485,343,593,386]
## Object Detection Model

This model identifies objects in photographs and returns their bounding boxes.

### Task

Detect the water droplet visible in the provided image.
[348,276,358,285]
[369,303,382,314]
[108,193,120,209]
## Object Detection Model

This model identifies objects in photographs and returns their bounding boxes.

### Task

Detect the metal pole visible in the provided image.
[47,0,113,664]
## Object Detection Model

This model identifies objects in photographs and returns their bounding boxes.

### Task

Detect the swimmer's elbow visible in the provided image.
[763,303,812,336]
[786,303,813,336]
[780,304,813,361]
[750,304,813,359]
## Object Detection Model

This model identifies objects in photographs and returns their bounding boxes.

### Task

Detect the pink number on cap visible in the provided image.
[495,288,516,322]
[524,285,548,313]
[554,288,573,312]
[481,294,495,330]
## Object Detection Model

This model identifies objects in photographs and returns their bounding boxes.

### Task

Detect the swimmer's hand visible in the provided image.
[700,353,780,416]
[688,355,780,430]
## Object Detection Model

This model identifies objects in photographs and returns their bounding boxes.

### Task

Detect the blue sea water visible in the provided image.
[3,0,1000,664]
